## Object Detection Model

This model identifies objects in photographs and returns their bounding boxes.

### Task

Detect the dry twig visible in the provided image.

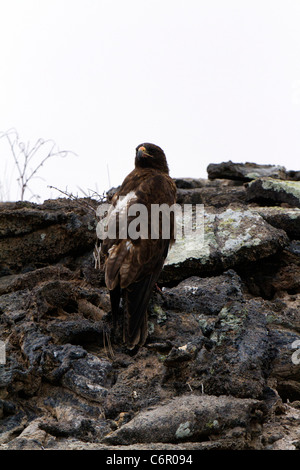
[0,128,75,201]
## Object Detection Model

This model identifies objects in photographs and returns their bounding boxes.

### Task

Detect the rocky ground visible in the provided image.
[0,161,300,451]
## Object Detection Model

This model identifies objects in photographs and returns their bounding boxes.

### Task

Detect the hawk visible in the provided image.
[100,143,177,349]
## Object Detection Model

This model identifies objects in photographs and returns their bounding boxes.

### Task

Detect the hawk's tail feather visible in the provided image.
[109,284,121,330]
[123,274,155,349]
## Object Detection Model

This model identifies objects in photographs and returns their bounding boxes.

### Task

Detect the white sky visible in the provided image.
[0,0,300,202]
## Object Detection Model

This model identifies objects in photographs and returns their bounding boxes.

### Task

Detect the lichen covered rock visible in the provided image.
[246,178,300,208]
[163,207,288,282]
[207,161,287,181]
[0,168,300,450]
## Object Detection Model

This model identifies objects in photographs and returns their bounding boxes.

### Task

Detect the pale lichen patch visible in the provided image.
[175,421,192,439]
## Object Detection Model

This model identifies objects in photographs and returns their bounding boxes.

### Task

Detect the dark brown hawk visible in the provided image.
[100,143,177,349]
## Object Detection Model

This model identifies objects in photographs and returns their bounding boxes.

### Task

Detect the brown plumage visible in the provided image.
[101,143,177,349]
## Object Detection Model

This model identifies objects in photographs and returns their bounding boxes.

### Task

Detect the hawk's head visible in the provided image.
[135,143,169,174]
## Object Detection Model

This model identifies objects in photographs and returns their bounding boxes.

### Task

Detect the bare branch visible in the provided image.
[0,129,75,201]
[76,186,107,204]
[48,185,100,214]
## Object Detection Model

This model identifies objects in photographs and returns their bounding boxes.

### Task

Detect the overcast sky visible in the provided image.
[0,0,300,202]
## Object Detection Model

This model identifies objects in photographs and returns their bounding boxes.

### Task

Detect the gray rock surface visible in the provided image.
[102,394,267,447]
[246,178,300,208]
[1,164,300,451]
[207,161,287,181]
[249,206,300,240]
[0,199,97,276]
[162,207,288,282]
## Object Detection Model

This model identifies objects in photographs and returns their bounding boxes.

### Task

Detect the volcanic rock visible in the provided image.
[246,178,300,208]
[162,207,288,283]
[0,167,300,451]
[207,161,286,181]
[102,393,267,447]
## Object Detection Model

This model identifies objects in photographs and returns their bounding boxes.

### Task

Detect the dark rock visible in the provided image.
[46,319,104,345]
[268,327,300,402]
[163,342,198,367]
[162,207,288,283]
[40,343,87,383]
[246,178,300,208]
[102,393,267,447]
[207,161,286,181]
[286,170,300,181]
[39,418,97,440]
[288,241,300,257]
[0,198,97,275]
[0,288,29,323]
[0,265,75,296]
[236,249,300,299]
[26,280,78,320]
[0,181,300,449]
[173,178,208,189]
[250,207,300,240]
[197,186,247,207]
[0,411,27,444]
[21,325,52,366]
[174,177,246,189]
[148,300,204,350]
[176,188,203,204]
[192,299,274,398]
[161,270,244,315]
[62,353,113,403]
[176,185,247,207]
[103,352,172,419]
[0,399,16,418]
[43,388,104,420]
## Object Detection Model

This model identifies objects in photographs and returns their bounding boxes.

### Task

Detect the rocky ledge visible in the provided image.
[0,162,300,451]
